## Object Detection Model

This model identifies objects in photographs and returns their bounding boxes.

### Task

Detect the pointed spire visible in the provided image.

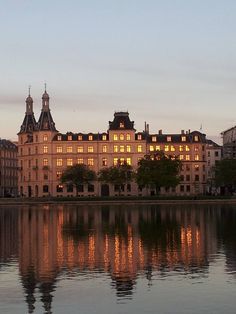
[38,87,57,132]
[42,83,50,111]
[18,89,37,134]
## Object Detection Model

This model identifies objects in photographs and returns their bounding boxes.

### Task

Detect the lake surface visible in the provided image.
[0,203,236,314]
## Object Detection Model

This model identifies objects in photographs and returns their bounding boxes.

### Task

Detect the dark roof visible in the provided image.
[109,112,135,130]
[37,110,57,132]
[0,139,17,150]
[206,139,222,148]
[147,131,207,143]
[18,113,37,134]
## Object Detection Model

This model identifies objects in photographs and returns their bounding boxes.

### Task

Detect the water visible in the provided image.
[0,203,236,314]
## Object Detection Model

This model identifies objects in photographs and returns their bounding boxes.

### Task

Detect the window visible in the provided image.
[186,185,190,192]
[56,146,62,153]
[67,158,73,166]
[215,151,219,157]
[44,174,48,180]
[180,185,184,192]
[167,136,172,142]
[179,155,184,160]
[57,135,62,141]
[126,134,131,141]
[194,146,199,152]
[68,135,72,141]
[88,146,94,153]
[67,185,73,193]
[77,158,83,164]
[88,135,93,141]
[88,158,94,166]
[43,185,49,193]
[113,134,118,141]
[57,184,63,192]
[56,158,63,166]
[102,158,107,166]
[149,145,154,152]
[152,136,157,142]
[137,134,142,140]
[78,135,82,141]
[120,134,124,140]
[156,145,161,151]
[120,145,125,152]
[164,145,169,152]
[43,158,48,166]
[119,121,125,128]
[77,185,84,192]
[43,134,48,142]
[186,175,190,181]
[179,145,183,152]
[137,145,142,153]
[194,154,200,161]
[180,175,184,181]
[102,145,107,153]
[113,158,118,166]
[194,135,199,142]
[114,145,118,153]
[126,158,131,165]
[126,145,131,152]
[195,175,199,181]
[43,146,48,153]
[127,184,131,192]
[170,145,175,152]
[185,145,190,151]
[186,164,190,171]
[186,155,190,161]
[77,146,83,153]
[88,184,94,192]
[194,164,199,171]
[119,158,125,165]
[102,134,107,141]
[56,171,62,179]
[181,136,186,142]
[67,146,73,153]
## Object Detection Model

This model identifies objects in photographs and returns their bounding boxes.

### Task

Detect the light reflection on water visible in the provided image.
[0,204,236,313]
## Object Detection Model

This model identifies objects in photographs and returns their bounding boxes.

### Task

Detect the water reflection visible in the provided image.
[0,204,236,313]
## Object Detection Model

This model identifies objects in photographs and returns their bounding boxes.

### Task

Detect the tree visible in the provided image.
[136,151,181,195]
[61,164,96,196]
[214,159,236,194]
[98,162,133,196]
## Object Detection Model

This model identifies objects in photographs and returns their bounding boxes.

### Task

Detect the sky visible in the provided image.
[1,0,236,143]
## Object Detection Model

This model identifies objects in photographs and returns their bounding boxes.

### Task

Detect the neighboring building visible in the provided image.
[0,139,18,197]
[221,126,236,158]
[18,90,208,197]
[206,139,222,194]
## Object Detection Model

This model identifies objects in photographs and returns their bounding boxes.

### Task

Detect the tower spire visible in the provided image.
[18,90,37,135]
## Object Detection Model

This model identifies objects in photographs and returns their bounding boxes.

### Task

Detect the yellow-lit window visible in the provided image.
[185,145,190,151]
[156,145,161,151]
[113,158,118,166]
[126,158,131,165]
[88,158,94,166]
[43,158,48,166]
[120,134,124,140]
[120,158,125,165]
[113,134,118,141]
[152,136,157,142]
[56,171,62,179]
[56,158,63,166]
[43,146,48,153]
[150,145,154,152]
[102,134,107,140]
[114,145,118,153]
[167,136,172,142]
[56,146,62,153]
[137,145,142,153]
[194,135,199,142]
[120,145,125,152]
[194,154,199,161]
[137,134,142,140]
[88,146,94,153]
[179,145,183,152]
[77,146,83,153]
[126,133,131,140]
[68,135,72,141]
[43,134,48,142]
[78,135,82,141]
[126,145,131,152]
[179,155,184,160]
[57,135,62,141]
[77,158,83,164]
[102,158,107,166]
[170,145,175,152]
[164,145,169,152]
[88,135,93,141]
[102,145,107,153]
[186,155,190,161]
[67,146,73,153]
[181,136,186,142]
[67,158,73,166]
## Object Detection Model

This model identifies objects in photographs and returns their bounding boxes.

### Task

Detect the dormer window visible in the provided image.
[167,136,172,142]
[88,135,93,141]
[181,136,186,142]
[78,135,82,141]
[194,135,199,142]
[68,135,72,141]
[43,134,48,142]
[120,121,125,128]
[102,134,107,141]
[152,136,157,142]
[137,134,142,140]
[57,135,62,141]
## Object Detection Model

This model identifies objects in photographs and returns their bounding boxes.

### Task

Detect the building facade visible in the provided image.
[18,90,208,197]
[0,139,18,197]
[221,126,236,158]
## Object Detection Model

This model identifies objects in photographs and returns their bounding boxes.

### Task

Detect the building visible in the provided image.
[0,139,18,197]
[18,90,208,197]
[206,139,222,194]
[221,126,236,158]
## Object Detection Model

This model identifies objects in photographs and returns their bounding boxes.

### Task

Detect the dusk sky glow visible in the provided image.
[1,0,236,143]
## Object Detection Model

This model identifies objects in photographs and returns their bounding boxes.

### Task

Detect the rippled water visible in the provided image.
[0,203,236,314]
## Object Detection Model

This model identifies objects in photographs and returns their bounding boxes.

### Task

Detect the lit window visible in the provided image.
[170,145,175,152]
[194,154,200,161]
[149,145,154,152]
[67,146,73,153]
[120,158,125,165]
[120,121,125,128]
[43,134,48,142]
[152,136,157,142]
[167,136,172,142]
[120,134,124,140]
[126,134,131,141]
[102,145,107,153]
[56,146,62,153]
[181,136,186,142]
[156,145,161,151]
[126,158,131,165]
[68,135,72,141]
[194,135,199,142]
[113,134,118,141]
[56,158,63,167]
[164,145,169,152]
[185,145,190,151]
[102,158,107,166]
[114,145,118,153]
[88,135,93,141]
[77,146,83,153]
[57,184,63,192]
[126,145,131,152]
[194,164,199,171]
[78,135,82,141]
[194,146,199,151]
[120,145,125,152]
[67,158,73,166]
[186,155,190,161]
[77,158,83,164]
[137,134,142,140]
[137,145,142,153]
[102,134,107,141]
[179,155,184,160]
[43,146,48,153]
[57,135,62,141]
[88,158,94,166]
[88,146,94,153]
[56,171,62,179]
[113,158,118,165]
[179,145,183,152]
[43,158,48,166]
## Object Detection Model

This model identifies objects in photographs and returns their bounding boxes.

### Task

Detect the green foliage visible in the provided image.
[215,159,236,191]
[136,151,181,194]
[61,164,96,194]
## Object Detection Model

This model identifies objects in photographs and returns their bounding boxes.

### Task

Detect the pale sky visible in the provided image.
[1,0,236,143]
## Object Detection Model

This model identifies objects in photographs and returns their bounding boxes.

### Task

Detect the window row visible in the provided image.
[151,135,200,142]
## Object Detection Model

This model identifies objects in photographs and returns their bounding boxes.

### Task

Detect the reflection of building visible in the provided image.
[18,90,210,197]
[0,139,18,197]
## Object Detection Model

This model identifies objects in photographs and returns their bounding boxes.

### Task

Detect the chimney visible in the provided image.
[181,130,185,134]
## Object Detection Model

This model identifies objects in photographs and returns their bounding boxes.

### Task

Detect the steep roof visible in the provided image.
[109,112,135,130]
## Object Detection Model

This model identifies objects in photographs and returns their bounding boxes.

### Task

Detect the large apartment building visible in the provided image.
[18,90,208,197]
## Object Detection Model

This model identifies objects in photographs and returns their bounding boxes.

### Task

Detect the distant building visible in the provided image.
[206,139,222,194]
[18,90,210,197]
[221,126,236,158]
[0,139,18,197]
